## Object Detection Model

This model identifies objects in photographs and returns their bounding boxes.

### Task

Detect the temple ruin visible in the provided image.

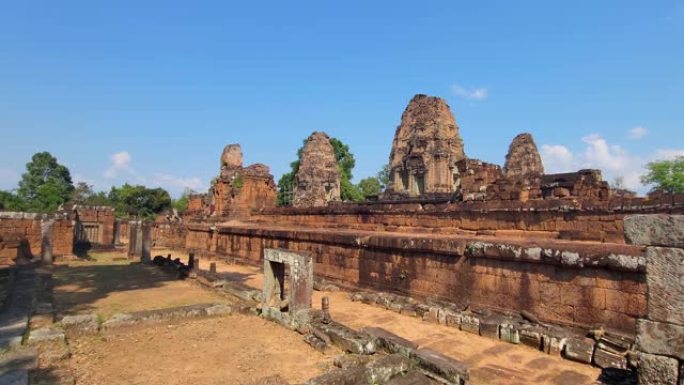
[1,93,683,385]
[293,131,341,208]
[385,94,465,198]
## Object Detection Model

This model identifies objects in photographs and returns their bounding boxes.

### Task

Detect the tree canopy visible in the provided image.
[12,152,74,212]
[0,151,175,218]
[641,156,684,195]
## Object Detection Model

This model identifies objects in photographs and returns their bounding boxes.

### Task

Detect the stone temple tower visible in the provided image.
[293,131,341,208]
[385,94,465,198]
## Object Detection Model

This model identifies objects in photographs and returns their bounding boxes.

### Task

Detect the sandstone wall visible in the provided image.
[250,195,684,244]
[0,212,73,266]
[72,205,116,245]
[184,222,645,333]
[152,222,187,249]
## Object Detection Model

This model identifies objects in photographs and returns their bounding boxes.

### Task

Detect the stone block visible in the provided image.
[385,371,440,385]
[542,335,566,356]
[624,214,684,247]
[499,323,520,344]
[423,306,440,324]
[519,327,543,350]
[362,326,418,357]
[479,318,500,339]
[60,314,98,337]
[445,312,462,328]
[563,337,595,364]
[646,247,684,325]
[460,314,480,335]
[593,346,627,369]
[316,321,376,355]
[637,319,684,360]
[637,352,679,385]
[366,354,411,384]
[410,348,469,385]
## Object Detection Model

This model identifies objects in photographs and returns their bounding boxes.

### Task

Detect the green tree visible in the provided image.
[277,136,365,205]
[641,156,684,194]
[108,183,172,218]
[357,177,382,198]
[172,188,195,213]
[70,182,95,204]
[377,164,390,190]
[0,190,26,211]
[17,152,74,212]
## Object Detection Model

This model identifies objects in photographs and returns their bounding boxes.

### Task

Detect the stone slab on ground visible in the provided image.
[27,327,65,344]
[410,347,469,385]
[103,303,233,328]
[386,370,441,385]
[361,326,418,357]
[0,267,38,349]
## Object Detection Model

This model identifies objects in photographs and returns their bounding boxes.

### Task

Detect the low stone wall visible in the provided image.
[152,222,186,249]
[0,212,73,266]
[250,195,684,244]
[185,222,646,333]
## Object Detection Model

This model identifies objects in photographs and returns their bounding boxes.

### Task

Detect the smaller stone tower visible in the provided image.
[293,132,341,208]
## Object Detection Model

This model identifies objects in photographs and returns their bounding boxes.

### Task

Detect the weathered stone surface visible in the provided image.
[386,94,465,198]
[293,132,340,208]
[646,247,684,325]
[593,346,627,369]
[366,354,411,384]
[637,319,684,359]
[315,321,376,355]
[27,327,65,344]
[637,352,679,385]
[503,133,544,179]
[60,314,98,336]
[385,371,441,385]
[624,214,684,247]
[103,303,232,328]
[221,144,243,170]
[410,348,469,384]
[333,354,372,369]
[362,326,418,356]
[500,323,520,344]
[304,366,367,385]
[460,314,480,335]
[563,337,595,364]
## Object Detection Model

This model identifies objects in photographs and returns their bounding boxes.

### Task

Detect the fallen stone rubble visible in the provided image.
[350,290,637,372]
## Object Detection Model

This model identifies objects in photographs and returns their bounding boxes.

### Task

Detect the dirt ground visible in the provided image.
[53,251,232,318]
[68,315,337,385]
[179,254,603,385]
[48,249,603,385]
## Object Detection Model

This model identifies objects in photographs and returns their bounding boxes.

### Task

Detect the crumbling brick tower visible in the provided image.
[385,94,465,198]
[208,144,277,218]
[293,132,341,208]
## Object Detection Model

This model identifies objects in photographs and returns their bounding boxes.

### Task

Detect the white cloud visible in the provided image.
[628,126,648,140]
[541,133,684,193]
[540,144,575,172]
[654,149,684,159]
[152,174,205,193]
[104,151,133,179]
[451,84,488,101]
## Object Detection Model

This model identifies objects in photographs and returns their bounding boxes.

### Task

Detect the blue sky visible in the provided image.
[1,1,682,196]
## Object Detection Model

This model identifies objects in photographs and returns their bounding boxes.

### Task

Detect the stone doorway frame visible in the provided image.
[262,248,313,328]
